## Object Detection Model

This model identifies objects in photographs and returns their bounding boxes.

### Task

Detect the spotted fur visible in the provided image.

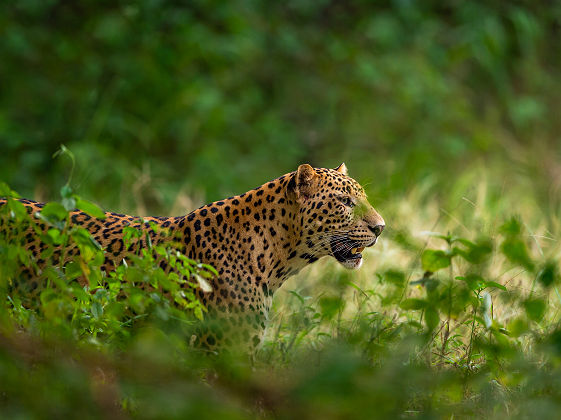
[1,164,385,350]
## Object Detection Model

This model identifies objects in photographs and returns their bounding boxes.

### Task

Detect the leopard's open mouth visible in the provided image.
[331,242,365,263]
[329,236,376,269]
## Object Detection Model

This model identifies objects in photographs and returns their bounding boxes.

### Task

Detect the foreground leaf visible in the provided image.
[75,197,106,219]
[422,249,452,272]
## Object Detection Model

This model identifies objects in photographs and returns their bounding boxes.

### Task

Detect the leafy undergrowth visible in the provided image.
[1,174,561,419]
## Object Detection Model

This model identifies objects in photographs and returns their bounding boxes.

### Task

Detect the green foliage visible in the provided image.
[1,1,560,209]
[422,249,452,272]
[523,298,546,322]
[1,1,561,417]
[0,180,211,349]
[538,261,559,288]
[400,298,426,310]
[4,145,561,417]
[1,175,561,417]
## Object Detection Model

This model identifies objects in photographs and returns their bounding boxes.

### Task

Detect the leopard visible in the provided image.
[0,163,385,351]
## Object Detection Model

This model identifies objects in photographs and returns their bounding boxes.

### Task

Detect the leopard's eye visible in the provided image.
[338,196,355,208]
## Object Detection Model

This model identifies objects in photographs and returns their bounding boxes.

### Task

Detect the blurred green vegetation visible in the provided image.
[1,0,560,212]
[1,1,561,419]
[2,184,561,418]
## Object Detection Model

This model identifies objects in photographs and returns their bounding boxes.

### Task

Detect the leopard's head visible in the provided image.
[291,163,385,269]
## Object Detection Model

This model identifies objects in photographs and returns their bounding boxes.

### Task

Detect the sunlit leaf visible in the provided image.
[38,202,68,222]
[46,228,63,245]
[483,281,507,291]
[195,274,213,293]
[75,197,106,219]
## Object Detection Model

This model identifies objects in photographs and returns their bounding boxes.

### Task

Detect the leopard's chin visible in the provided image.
[338,255,363,270]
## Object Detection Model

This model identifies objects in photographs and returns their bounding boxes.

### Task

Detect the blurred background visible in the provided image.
[1,0,560,219]
[2,3,561,418]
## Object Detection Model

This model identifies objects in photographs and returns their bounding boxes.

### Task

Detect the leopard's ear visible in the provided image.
[290,163,317,200]
[335,163,348,175]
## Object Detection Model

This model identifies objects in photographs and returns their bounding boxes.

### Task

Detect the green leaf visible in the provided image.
[537,261,558,288]
[60,184,73,199]
[91,301,103,319]
[92,250,105,267]
[71,227,102,262]
[454,238,493,264]
[383,269,406,287]
[421,249,452,272]
[37,202,68,228]
[483,281,507,291]
[65,261,83,281]
[46,228,64,245]
[319,296,344,319]
[524,298,546,322]
[456,274,485,291]
[425,307,440,331]
[400,298,427,310]
[75,197,106,219]
[289,290,308,305]
[7,198,28,220]
[71,283,91,302]
[501,237,534,271]
[507,318,528,337]
[62,196,76,211]
[0,182,20,198]
[547,329,561,356]
[201,263,218,276]
[411,272,440,292]
[500,217,522,235]
[71,227,102,250]
[194,306,204,321]
[407,320,424,330]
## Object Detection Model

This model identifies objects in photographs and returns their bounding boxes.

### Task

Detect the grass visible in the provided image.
[1,159,561,419]
[1,2,560,417]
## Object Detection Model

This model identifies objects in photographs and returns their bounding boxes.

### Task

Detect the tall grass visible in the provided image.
[1,159,560,419]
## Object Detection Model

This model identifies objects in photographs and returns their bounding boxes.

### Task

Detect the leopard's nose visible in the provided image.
[368,224,385,237]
